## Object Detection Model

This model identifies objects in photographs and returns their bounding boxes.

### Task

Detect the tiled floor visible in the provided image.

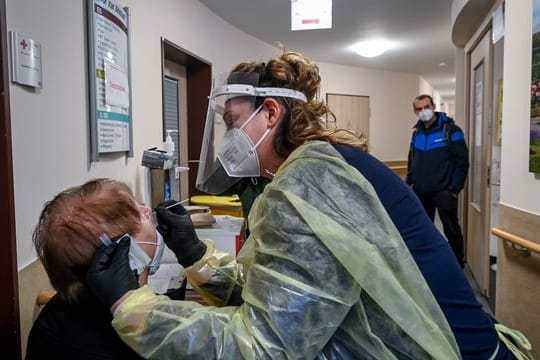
[464,266,494,316]
[434,214,495,316]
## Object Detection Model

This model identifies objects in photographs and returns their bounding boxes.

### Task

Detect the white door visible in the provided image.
[163,60,189,202]
[326,93,370,138]
[466,29,492,295]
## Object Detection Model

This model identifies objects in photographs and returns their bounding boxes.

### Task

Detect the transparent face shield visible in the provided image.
[196,72,307,194]
[196,72,258,194]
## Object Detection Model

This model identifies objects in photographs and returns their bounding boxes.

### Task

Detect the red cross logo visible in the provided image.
[20,39,27,49]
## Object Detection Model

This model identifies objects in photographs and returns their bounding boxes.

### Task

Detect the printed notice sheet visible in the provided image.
[92,0,131,153]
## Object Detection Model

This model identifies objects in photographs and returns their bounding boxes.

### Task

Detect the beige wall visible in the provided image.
[419,76,443,108]
[453,47,467,131]
[317,62,425,161]
[418,76,456,117]
[500,0,540,214]
[497,205,540,359]
[18,261,51,357]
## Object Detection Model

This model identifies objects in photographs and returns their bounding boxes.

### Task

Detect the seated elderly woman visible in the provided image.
[26,178,171,360]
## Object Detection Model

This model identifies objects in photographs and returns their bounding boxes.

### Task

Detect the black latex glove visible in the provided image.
[86,235,139,310]
[155,200,207,267]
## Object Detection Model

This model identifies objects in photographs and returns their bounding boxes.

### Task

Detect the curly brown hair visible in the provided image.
[230,51,368,157]
[33,179,141,301]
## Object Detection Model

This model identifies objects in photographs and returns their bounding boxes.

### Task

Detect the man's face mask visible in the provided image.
[418,108,434,122]
[217,104,271,177]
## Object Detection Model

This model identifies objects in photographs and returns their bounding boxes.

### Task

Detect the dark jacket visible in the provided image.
[219,177,270,218]
[335,144,512,359]
[406,112,469,194]
[26,293,143,360]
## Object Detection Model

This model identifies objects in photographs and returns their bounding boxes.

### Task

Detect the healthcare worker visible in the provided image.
[85,52,468,359]
[87,53,532,359]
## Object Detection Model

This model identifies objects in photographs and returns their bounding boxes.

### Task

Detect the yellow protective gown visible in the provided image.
[112,140,460,359]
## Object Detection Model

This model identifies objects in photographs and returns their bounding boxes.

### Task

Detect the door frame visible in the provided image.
[161,38,211,198]
[0,0,22,357]
[464,25,494,295]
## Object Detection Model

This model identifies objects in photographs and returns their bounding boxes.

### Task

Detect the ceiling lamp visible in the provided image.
[351,39,393,58]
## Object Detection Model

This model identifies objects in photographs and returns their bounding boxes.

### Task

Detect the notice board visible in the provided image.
[87,0,133,161]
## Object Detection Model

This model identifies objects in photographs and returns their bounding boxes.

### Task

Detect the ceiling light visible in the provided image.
[351,39,393,58]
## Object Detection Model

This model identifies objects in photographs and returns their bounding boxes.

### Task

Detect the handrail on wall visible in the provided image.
[491,227,540,255]
[388,165,408,171]
[383,161,408,181]
[36,289,56,306]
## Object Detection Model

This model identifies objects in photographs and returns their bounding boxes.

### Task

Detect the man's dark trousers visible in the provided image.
[415,190,465,268]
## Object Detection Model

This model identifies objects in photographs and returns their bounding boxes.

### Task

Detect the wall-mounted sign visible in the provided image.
[291,0,332,31]
[105,59,130,109]
[87,0,133,161]
[9,32,42,88]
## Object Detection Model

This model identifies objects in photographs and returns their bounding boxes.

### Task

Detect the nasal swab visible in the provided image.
[150,198,190,217]
[99,199,189,247]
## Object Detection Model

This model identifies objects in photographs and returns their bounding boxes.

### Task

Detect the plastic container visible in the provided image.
[190,195,243,218]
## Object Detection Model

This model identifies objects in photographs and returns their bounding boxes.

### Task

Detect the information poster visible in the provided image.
[88,0,132,159]
[291,0,332,31]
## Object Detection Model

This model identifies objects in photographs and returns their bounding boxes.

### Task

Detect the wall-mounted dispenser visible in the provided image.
[142,147,174,208]
[142,130,191,208]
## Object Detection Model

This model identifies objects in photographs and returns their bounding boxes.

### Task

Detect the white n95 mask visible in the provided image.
[418,109,434,122]
[196,71,307,193]
[217,104,271,177]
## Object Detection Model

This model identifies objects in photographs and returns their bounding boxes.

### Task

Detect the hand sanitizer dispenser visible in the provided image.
[142,129,179,208]
[163,130,177,157]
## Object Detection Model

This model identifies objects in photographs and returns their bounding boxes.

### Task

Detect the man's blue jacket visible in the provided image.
[406,112,469,195]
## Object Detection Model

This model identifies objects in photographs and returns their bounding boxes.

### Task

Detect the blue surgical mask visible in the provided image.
[122,234,152,275]
[135,229,164,275]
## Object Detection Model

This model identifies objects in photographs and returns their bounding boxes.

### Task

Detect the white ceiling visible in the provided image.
[199,0,456,102]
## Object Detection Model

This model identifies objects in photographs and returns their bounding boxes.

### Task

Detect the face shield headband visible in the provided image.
[196,73,307,195]
[210,84,307,109]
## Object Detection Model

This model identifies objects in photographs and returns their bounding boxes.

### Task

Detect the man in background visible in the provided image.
[407,94,469,268]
